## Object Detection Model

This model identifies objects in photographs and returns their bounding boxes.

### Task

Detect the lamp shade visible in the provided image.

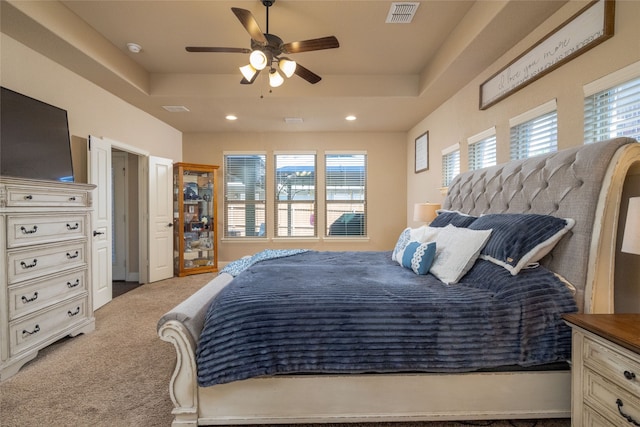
[622,197,640,255]
[269,69,284,87]
[239,64,257,81]
[249,50,268,70]
[278,58,297,78]
[413,203,440,224]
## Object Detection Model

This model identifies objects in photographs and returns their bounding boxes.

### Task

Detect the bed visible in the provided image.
[158,137,640,426]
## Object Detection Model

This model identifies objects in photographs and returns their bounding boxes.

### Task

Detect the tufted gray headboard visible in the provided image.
[443,137,638,312]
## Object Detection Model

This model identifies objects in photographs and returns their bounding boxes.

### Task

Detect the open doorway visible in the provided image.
[112,149,142,298]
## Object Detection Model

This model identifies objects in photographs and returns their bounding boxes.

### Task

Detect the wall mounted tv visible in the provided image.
[1,87,75,182]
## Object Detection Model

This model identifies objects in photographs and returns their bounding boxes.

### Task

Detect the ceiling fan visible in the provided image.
[185,0,339,86]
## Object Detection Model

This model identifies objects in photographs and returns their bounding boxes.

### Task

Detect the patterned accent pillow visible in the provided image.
[391,226,434,263]
[468,213,575,275]
[401,241,436,275]
[430,225,492,285]
[430,210,478,228]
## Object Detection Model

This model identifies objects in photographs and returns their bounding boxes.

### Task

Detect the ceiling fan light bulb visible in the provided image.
[249,50,268,70]
[269,69,284,87]
[279,58,297,78]
[239,64,257,81]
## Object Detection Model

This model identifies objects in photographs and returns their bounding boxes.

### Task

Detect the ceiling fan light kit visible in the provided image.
[186,0,339,88]
[249,50,268,70]
[268,69,284,87]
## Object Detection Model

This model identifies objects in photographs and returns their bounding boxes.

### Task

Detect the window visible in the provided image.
[325,153,367,237]
[510,100,558,160]
[274,153,316,237]
[584,62,640,144]
[223,154,266,238]
[468,127,497,170]
[442,144,460,187]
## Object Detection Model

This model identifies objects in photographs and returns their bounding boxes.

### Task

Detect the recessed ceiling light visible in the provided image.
[127,42,142,53]
[345,115,357,121]
[226,115,238,121]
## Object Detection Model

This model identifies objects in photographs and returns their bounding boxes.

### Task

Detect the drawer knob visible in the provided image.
[617,399,640,426]
[20,225,38,234]
[66,223,79,230]
[66,251,79,259]
[24,195,33,200]
[67,307,81,317]
[22,324,40,338]
[21,292,38,304]
[69,196,76,201]
[20,259,38,269]
[624,370,637,381]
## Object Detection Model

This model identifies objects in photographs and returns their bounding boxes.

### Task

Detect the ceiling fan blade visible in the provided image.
[231,7,268,45]
[240,69,261,85]
[282,36,339,54]
[186,46,251,54]
[294,63,322,84]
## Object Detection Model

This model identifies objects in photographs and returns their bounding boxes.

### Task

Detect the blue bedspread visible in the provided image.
[197,251,577,386]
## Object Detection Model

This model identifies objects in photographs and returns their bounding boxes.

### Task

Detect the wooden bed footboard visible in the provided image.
[158,320,199,426]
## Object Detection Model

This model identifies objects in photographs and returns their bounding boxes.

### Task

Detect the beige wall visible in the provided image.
[1,33,183,180]
[183,132,407,262]
[405,0,640,313]
[407,0,640,216]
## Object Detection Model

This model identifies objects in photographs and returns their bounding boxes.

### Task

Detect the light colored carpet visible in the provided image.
[0,273,571,427]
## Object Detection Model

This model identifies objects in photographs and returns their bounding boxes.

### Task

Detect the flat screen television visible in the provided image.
[1,87,75,182]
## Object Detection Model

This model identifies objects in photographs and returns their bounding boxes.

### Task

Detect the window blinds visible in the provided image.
[584,76,640,144]
[274,154,317,237]
[223,154,266,238]
[325,153,367,237]
[468,128,497,170]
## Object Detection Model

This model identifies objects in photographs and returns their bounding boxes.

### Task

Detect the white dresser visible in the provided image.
[0,176,96,380]
[564,314,640,427]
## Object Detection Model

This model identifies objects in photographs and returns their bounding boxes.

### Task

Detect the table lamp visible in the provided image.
[413,202,441,225]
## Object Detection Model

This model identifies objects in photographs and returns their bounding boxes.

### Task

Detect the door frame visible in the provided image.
[90,136,151,287]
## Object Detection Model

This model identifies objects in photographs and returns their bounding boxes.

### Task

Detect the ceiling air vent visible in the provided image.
[385,2,420,24]
[162,105,190,113]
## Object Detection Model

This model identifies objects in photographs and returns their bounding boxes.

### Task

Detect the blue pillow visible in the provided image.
[468,213,575,275]
[401,241,436,275]
[430,210,478,228]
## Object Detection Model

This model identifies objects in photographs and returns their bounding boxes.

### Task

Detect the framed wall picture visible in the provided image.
[479,0,615,109]
[415,131,429,173]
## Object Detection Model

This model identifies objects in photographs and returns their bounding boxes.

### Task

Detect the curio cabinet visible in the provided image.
[173,163,218,276]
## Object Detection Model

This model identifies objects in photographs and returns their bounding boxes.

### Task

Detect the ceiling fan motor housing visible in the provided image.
[252,33,284,61]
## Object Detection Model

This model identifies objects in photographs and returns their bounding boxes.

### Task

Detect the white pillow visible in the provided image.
[430,224,492,285]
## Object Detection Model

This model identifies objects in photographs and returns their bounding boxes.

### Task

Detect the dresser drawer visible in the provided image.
[9,296,89,357]
[6,214,87,248]
[584,369,640,426]
[7,242,87,284]
[583,403,619,427]
[4,185,89,207]
[8,268,87,319]
[583,335,640,397]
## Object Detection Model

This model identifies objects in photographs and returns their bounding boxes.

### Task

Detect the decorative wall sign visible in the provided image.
[415,131,429,173]
[479,0,615,110]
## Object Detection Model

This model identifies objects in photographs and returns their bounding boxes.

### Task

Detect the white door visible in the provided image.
[88,135,112,309]
[148,156,174,282]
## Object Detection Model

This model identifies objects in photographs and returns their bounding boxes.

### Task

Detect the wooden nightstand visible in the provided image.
[564,314,640,426]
